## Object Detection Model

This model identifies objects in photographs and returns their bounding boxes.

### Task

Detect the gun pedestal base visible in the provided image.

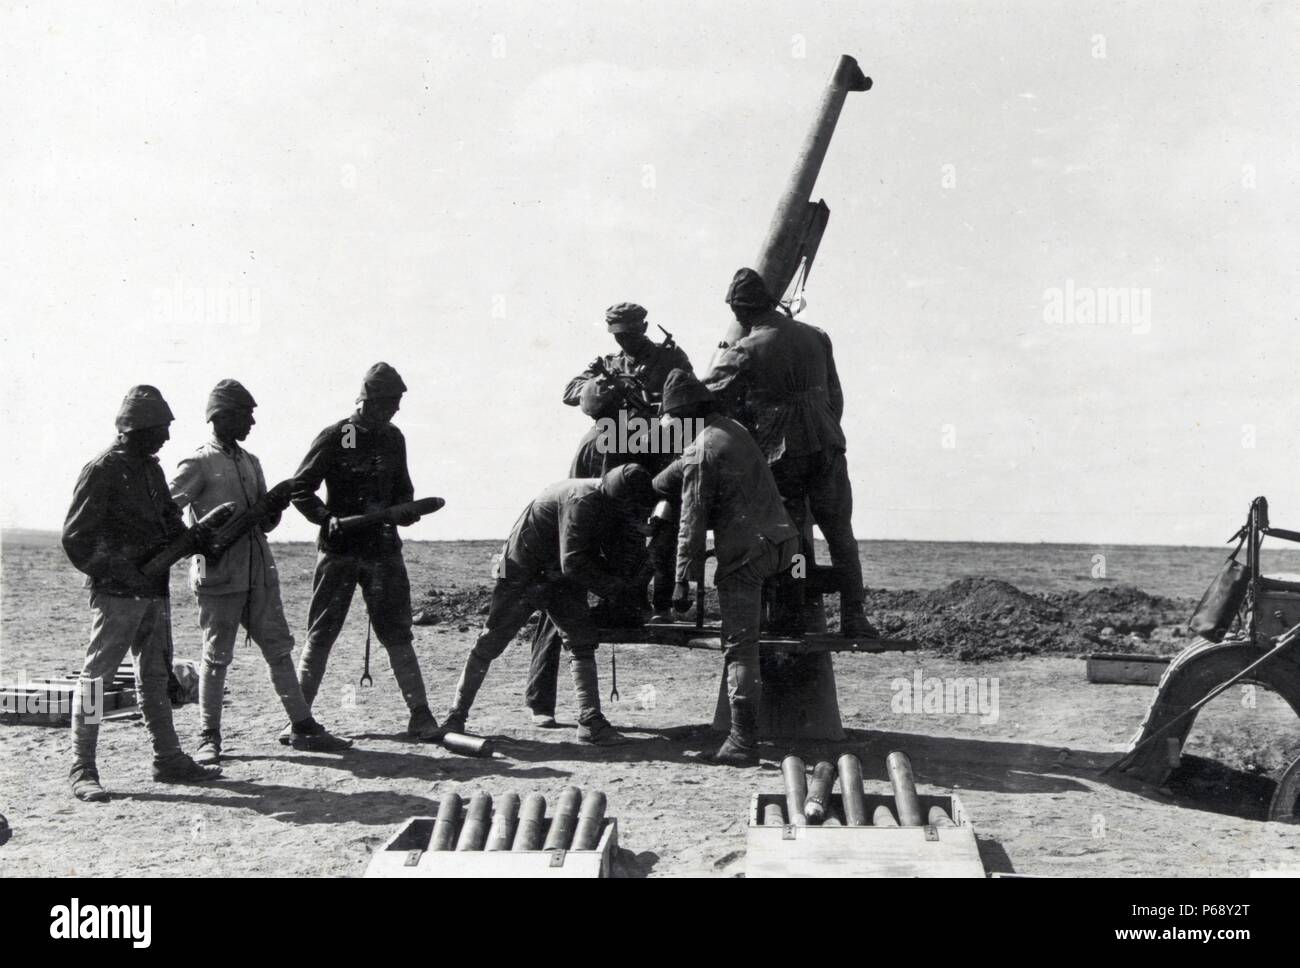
[712,651,845,741]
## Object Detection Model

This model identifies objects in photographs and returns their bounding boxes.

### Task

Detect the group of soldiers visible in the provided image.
[61,266,872,801]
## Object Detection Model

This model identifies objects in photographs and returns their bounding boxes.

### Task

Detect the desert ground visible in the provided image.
[2,537,1298,877]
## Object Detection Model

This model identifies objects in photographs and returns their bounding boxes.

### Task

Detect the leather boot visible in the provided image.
[443,651,491,734]
[712,654,760,766]
[841,602,880,640]
[296,641,331,708]
[570,650,626,746]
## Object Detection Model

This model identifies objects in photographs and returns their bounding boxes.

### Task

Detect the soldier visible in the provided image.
[442,464,658,746]
[705,268,877,639]
[653,370,800,766]
[290,362,441,741]
[62,386,222,802]
[524,302,692,727]
[169,380,352,764]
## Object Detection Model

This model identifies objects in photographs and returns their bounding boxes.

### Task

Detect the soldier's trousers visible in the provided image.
[467,572,603,724]
[296,551,429,714]
[70,592,183,773]
[196,581,311,736]
[716,536,799,741]
[770,448,865,608]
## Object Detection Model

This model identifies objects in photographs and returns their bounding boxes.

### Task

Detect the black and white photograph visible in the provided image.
[0,0,1296,926]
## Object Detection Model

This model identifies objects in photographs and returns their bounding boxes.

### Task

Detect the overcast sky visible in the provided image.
[2,0,1296,546]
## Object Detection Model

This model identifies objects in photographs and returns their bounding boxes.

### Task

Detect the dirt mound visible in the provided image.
[1049,584,1190,634]
[867,577,1192,661]
[412,584,495,631]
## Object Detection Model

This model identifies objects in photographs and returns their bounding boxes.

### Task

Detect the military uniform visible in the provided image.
[653,370,799,763]
[705,270,867,633]
[290,364,435,732]
[445,466,655,745]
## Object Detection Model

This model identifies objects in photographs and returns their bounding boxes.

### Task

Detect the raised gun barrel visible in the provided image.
[719,54,871,351]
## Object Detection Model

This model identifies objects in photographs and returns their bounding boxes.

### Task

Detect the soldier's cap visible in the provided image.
[725,267,776,314]
[605,302,648,333]
[115,385,175,433]
[580,377,618,419]
[601,463,656,509]
[359,362,407,400]
[205,379,257,421]
[660,368,714,416]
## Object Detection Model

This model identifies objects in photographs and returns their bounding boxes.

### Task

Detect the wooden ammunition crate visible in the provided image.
[1085,652,1171,685]
[1,673,138,727]
[364,811,619,878]
[745,792,985,878]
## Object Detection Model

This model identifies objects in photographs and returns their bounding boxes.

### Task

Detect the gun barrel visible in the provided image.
[754,55,871,301]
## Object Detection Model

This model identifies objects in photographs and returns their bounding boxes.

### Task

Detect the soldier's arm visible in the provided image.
[156,466,187,539]
[674,447,710,583]
[672,345,694,375]
[562,359,602,408]
[392,430,416,505]
[291,426,337,525]
[703,344,750,413]
[557,497,622,599]
[168,455,205,522]
[251,455,282,533]
[821,329,844,421]
[61,461,146,584]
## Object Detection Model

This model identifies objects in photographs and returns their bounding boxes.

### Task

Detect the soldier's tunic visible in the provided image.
[62,443,189,771]
[705,307,864,610]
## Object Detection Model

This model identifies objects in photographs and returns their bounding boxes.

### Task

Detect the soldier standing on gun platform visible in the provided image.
[169,380,352,764]
[61,386,222,801]
[652,370,800,766]
[290,362,441,741]
[442,464,659,746]
[523,302,692,728]
[705,268,877,639]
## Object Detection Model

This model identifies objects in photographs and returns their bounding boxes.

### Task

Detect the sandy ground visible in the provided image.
[2,540,1299,877]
